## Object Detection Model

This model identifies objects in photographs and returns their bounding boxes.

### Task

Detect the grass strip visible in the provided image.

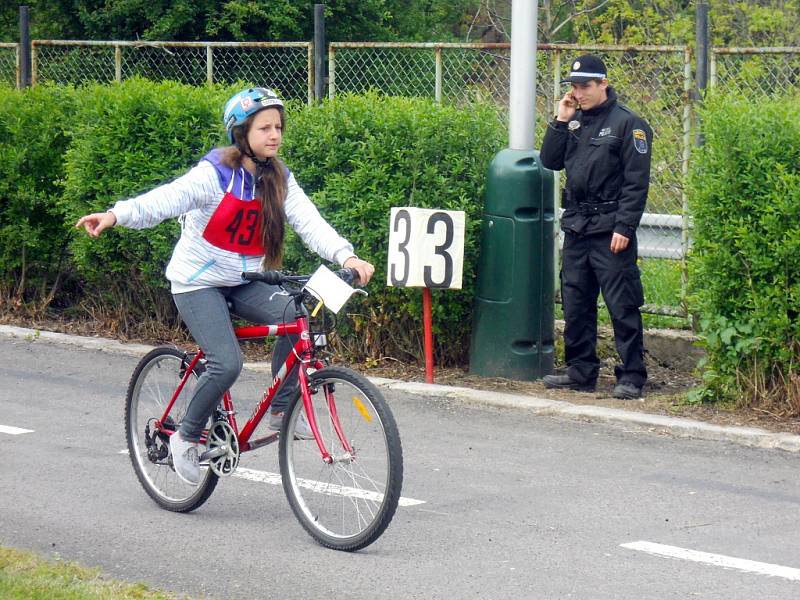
[0,546,182,600]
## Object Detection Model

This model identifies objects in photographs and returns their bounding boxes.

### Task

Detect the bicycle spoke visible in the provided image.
[329,466,378,533]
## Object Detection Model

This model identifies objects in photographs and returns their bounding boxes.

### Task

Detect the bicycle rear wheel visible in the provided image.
[125,346,218,512]
[279,366,403,551]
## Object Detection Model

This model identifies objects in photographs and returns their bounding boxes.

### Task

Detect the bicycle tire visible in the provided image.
[125,346,219,512]
[278,366,403,551]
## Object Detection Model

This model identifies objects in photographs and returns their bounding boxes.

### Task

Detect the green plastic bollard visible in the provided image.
[469,148,555,380]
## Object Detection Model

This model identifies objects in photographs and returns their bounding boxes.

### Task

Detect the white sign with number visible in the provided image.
[387,207,465,289]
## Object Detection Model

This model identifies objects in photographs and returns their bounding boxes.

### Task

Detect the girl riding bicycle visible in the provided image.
[77,87,375,486]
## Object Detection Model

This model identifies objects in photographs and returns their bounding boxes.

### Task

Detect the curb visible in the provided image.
[3,324,799,454]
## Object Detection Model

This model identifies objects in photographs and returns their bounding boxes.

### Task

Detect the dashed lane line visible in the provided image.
[0,425,34,435]
[234,466,426,507]
[118,450,425,507]
[621,540,800,581]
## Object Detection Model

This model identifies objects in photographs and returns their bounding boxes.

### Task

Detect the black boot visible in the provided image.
[612,382,643,399]
[543,374,596,392]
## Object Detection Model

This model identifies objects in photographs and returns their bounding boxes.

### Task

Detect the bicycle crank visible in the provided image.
[203,420,240,477]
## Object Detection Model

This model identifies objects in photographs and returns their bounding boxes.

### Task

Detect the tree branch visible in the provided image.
[551,0,613,37]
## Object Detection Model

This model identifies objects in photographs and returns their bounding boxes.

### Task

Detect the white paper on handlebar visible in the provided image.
[304,265,357,314]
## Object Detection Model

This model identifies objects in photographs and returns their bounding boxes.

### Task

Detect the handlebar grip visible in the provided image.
[242,271,283,285]
[336,268,360,287]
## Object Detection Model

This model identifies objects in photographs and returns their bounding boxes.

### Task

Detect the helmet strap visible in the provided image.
[237,138,272,180]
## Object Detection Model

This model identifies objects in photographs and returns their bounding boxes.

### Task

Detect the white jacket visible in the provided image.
[110,150,355,293]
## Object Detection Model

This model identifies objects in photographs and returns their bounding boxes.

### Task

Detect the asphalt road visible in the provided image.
[1,337,799,599]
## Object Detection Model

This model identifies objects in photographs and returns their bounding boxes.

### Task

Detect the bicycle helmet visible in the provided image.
[223,87,284,144]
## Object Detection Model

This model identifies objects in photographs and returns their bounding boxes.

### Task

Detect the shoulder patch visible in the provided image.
[632,129,648,154]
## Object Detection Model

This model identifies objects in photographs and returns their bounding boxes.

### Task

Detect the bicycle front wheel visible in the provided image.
[125,346,218,512]
[279,366,403,551]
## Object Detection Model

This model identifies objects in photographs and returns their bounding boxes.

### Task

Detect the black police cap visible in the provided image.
[560,54,607,84]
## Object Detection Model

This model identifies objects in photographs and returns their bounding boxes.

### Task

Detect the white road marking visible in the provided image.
[0,425,33,435]
[117,453,425,507]
[621,541,800,581]
[234,467,426,507]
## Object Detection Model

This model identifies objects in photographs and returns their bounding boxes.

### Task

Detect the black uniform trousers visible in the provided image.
[561,230,647,387]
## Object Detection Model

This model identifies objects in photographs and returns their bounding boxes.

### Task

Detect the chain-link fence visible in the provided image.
[329,43,513,105]
[31,41,313,102]
[0,43,18,87]
[711,46,800,96]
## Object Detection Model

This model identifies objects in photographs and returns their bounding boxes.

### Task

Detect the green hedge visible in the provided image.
[688,93,800,414]
[0,84,76,306]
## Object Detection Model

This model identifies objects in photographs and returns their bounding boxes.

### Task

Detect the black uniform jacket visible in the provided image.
[540,87,652,239]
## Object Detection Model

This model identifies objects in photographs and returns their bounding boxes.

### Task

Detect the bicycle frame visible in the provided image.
[156,312,352,464]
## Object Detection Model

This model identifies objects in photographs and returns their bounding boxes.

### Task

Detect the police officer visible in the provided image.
[540,54,652,399]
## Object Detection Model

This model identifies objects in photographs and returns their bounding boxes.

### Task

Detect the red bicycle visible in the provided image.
[124,268,403,551]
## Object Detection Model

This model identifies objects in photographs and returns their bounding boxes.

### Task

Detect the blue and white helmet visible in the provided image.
[223,87,284,143]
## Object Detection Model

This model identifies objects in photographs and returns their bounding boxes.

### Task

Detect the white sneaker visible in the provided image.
[170,432,202,485]
[268,410,314,440]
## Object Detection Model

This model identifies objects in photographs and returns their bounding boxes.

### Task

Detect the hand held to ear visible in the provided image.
[557,92,578,122]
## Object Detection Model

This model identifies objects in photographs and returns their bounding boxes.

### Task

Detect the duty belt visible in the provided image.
[577,201,618,215]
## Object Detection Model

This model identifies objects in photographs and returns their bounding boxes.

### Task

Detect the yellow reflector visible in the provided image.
[311,300,324,317]
[352,397,372,422]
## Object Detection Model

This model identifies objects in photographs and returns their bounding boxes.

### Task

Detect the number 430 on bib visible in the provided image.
[387,207,465,290]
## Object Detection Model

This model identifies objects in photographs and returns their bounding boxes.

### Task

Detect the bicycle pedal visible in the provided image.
[199,446,228,461]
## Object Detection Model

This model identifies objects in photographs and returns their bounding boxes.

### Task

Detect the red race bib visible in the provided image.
[202,192,265,255]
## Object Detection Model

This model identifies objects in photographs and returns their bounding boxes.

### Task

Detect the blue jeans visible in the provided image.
[172,282,300,442]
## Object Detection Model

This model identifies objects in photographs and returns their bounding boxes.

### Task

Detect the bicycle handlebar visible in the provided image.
[242,268,361,287]
[241,270,283,285]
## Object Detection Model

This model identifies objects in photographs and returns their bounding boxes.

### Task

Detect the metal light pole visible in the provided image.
[695,0,709,147]
[469,0,555,381]
[314,4,326,102]
[19,5,31,88]
[695,0,709,94]
[508,0,537,150]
